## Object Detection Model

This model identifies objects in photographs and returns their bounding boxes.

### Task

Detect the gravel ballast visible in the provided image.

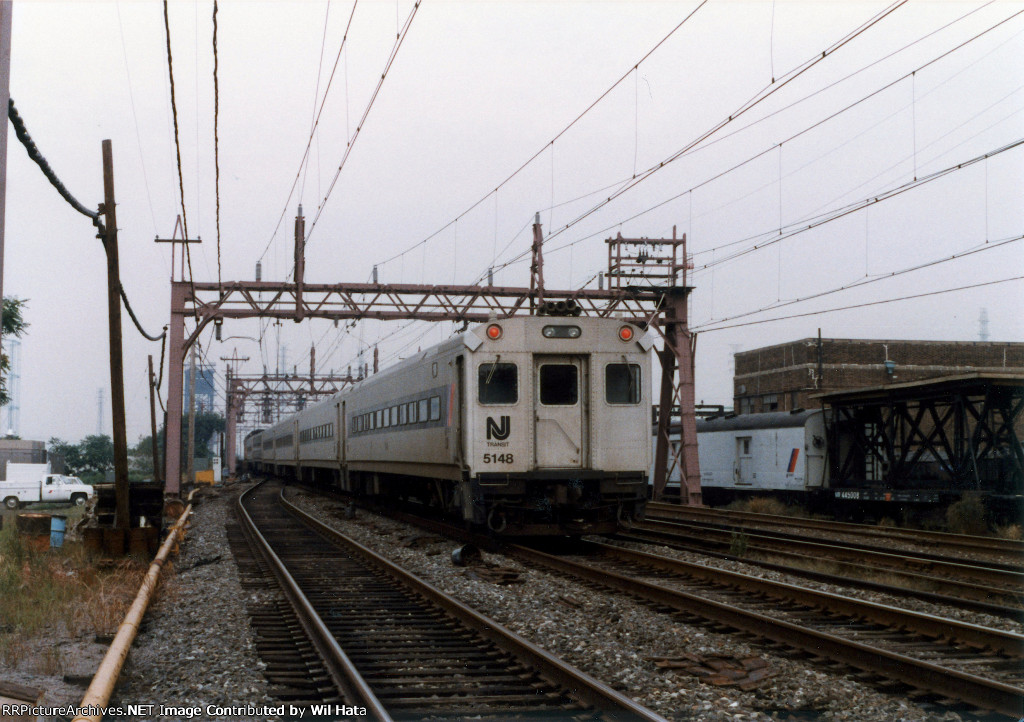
[49,481,997,721]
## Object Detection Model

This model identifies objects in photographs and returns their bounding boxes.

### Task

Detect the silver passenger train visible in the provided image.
[244,316,654,535]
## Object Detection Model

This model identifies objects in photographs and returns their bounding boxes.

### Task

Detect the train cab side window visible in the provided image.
[540,364,578,405]
[605,363,641,404]
[429,396,441,421]
[478,363,518,404]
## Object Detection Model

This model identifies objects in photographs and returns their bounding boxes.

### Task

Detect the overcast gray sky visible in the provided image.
[4,0,1023,446]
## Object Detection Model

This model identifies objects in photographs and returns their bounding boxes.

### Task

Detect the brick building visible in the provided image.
[733,338,1024,414]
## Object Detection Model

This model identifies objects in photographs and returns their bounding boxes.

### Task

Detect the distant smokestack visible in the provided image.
[979,308,990,342]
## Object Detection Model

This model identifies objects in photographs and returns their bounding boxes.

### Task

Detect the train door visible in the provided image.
[736,436,753,484]
[534,355,586,468]
[336,400,347,489]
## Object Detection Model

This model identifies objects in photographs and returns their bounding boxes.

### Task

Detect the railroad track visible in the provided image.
[616,521,1024,619]
[234,481,667,721]
[339,497,1024,718]
[647,502,1024,562]
[508,539,1024,718]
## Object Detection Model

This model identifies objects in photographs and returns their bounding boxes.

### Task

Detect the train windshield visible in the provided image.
[479,363,518,404]
[606,363,641,404]
[539,364,578,405]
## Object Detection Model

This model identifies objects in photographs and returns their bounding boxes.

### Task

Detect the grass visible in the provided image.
[725,496,809,518]
[0,513,168,673]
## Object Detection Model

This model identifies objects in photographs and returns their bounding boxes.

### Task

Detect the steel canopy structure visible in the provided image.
[817,373,1024,504]
[163,215,702,504]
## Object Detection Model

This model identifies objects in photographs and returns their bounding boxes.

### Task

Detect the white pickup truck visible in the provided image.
[1,462,95,510]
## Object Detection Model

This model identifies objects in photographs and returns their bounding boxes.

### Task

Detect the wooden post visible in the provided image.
[101,140,130,530]
[148,355,161,485]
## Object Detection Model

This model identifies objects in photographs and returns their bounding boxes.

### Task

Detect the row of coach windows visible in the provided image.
[353,396,441,433]
[299,423,334,444]
[274,434,293,448]
[477,362,641,406]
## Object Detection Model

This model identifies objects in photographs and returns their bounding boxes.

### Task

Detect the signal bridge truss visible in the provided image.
[164,217,701,505]
[225,371,357,468]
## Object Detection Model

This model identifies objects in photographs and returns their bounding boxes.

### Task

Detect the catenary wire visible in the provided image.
[257,0,359,265]
[374,0,709,270]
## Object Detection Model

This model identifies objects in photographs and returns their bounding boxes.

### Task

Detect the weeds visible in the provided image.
[993,523,1022,541]
[945,494,987,536]
[729,531,749,557]
[0,519,149,670]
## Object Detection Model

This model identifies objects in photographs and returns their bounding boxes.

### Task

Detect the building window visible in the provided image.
[763,394,778,411]
[738,397,753,415]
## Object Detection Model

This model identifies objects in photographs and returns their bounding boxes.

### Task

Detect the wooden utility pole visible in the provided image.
[148,355,161,485]
[100,140,130,530]
[186,343,196,487]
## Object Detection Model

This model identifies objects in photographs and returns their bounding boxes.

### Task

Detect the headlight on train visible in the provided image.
[542,325,581,339]
[486,323,503,340]
[618,325,635,342]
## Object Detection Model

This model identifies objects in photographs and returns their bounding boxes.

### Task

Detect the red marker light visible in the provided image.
[486,324,503,340]
[618,325,634,342]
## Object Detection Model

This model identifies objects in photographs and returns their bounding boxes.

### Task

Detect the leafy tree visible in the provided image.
[130,411,226,474]
[1,297,29,406]
[48,435,114,485]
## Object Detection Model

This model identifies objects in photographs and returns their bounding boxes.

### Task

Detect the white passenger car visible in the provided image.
[247,315,654,535]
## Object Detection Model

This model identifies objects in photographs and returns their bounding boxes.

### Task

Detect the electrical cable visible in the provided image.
[305,0,421,244]
[374,0,709,270]
[696,276,1023,333]
[9,98,167,342]
[7,99,104,233]
[258,0,359,265]
[472,0,1010,282]
[542,2,908,246]
[693,232,1024,330]
[213,0,222,292]
[479,1,912,278]
[162,0,199,317]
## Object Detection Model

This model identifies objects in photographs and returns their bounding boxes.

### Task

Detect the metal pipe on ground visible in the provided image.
[71,491,196,722]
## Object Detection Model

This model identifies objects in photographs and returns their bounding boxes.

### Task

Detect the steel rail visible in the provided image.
[507,543,1024,718]
[614,529,1023,620]
[72,494,195,722]
[586,540,1024,656]
[630,521,1024,607]
[236,483,391,721]
[643,516,1024,581]
[648,502,1024,557]
[277,488,669,722]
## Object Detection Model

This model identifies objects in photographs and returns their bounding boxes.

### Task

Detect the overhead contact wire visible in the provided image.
[375,0,709,268]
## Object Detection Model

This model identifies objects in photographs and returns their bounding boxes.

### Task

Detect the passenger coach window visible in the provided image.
[606,364,641,404]
[478,363,518,404]
[429,396,441,421]
[418,399,429,422]
[540,364,578,405]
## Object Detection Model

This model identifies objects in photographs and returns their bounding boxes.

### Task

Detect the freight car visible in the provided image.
[245,315,654,535]
[691,410,827,506]
[659,404,1022,519]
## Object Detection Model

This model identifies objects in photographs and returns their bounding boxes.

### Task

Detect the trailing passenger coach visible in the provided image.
[245,315,655,535]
